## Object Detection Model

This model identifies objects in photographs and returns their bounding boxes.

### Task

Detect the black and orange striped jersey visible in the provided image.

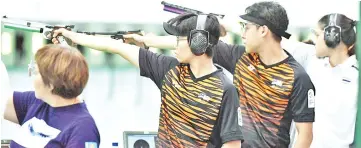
[138,48,243,148]
[213,41,315,148]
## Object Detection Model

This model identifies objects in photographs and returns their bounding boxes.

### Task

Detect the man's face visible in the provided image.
[241,21,263,53]
[174,36,195,63]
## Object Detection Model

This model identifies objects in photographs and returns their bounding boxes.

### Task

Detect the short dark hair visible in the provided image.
[318,13,357,56]
[244,1,289,42]
[165,13,220,57]
[35,44,89,99]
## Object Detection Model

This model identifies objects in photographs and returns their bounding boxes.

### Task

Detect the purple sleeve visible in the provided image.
[13,91,38,124]
[66,118,101,148]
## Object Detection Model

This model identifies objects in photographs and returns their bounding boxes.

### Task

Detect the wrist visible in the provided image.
[141,36,151,46]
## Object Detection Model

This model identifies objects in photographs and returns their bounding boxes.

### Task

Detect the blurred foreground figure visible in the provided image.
[3,44,100,148]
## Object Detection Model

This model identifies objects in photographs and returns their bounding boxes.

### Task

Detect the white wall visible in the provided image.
[0,0,359,26]
[0,0,359,147]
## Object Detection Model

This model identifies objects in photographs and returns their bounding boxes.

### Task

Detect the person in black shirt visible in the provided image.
[123,2,315,148]
[52,13,243,148]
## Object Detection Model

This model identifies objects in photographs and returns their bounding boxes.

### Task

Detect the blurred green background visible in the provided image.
[355,1,361,148]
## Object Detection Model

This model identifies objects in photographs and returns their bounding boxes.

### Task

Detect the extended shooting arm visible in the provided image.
[76,30,149,49]
[77,30,142,40]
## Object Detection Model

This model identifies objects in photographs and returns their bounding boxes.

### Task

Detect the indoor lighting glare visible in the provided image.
[90,48,102,56]
[31,33,44,54]
[1,32,12,55]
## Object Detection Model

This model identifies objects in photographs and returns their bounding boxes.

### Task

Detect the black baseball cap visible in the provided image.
[163,13,198,36]
[163,22,185,36]
[239,14,291,39]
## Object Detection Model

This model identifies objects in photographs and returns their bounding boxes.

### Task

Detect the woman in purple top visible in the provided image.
[3,44,100,148]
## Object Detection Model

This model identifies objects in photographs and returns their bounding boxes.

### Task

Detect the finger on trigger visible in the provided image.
[52,30,60,38]
[52,38,57,43]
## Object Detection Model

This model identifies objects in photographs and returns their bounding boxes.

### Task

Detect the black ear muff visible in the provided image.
[324,14,341,48]
[188,15,211,56]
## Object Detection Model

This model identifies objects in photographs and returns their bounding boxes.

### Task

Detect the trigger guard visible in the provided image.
[42,28,53,40]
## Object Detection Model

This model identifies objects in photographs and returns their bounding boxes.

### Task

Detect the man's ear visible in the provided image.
[260,25,269,37]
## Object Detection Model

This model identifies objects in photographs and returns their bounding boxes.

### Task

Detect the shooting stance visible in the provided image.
[52,13,243,148]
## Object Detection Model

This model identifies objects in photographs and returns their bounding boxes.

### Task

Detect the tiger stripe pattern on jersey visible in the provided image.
[234,53,295,146]
[157,65,225,148]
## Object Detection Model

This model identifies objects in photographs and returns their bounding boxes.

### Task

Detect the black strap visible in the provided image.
[352,20,358,27]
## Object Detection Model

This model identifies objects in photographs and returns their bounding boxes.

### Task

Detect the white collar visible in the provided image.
[321,55,358,70]
[333,55,358,70]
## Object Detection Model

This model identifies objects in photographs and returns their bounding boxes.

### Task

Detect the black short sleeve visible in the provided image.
[219,84,244,144]
[290,70,315,122]
[213,41,245,74]
[139,48,179,89]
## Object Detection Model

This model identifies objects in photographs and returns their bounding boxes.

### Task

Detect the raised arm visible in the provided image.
[218,16,317,70]
[217,15,244,37]
[123,34,177,50]
[1,61,17,124]
[53,29,179,89]
[122,16,242,51]
[52,29,141,67]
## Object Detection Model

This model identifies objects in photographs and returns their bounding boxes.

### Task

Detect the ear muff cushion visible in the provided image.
[324,26,341,48]
[189,30,209,55]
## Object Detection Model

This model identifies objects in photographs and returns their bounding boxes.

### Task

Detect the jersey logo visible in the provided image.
[172,81,181,88]
[29,123,51,138]
[248,65,256,72]
[237,107,243,126]
[12,117,61,148]
[342,77,352,83]
[271,79,283,87]
[198,92,211,101]
[307,89,315,108]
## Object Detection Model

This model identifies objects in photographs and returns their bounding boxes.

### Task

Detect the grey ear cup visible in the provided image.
[324,14,341,48]
[189,15,210,56]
